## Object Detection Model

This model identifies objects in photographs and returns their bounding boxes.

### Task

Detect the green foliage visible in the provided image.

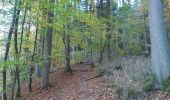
[127,43,142,55]
[127,87,141,97]
[143,75,156,92]
[162,76,170,92]
[0,0,159,97]
[73,51,84,64]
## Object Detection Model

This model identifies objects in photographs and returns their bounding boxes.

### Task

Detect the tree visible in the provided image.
[29,17,39,92]
[3,0,19,99]
[106,0,111,61]
[148,0,170,86]
[41,0,54,89]
[13,0,21,96]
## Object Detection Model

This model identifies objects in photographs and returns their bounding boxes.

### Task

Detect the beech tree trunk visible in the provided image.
[41,0,54,89]
[148,0,170,85]
[29,20,38,92]
[65,34,72,73]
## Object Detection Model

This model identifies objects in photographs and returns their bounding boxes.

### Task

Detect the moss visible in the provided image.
[143,75,156,92]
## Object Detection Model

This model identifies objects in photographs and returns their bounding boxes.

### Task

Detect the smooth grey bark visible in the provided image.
[41,0,54,89]
[29,20,38,92]
[62,29,72,73]
[35,29,45,77]
[148,0,170,85]
[35,64,41,77]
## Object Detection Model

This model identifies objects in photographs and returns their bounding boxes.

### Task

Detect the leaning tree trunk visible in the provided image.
[41,0,54,89]
[148,0,170,86]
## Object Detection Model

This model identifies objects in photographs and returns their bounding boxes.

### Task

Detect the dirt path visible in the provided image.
[20,63,118,100]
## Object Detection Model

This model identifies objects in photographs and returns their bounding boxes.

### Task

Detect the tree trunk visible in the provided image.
[99,42,106,64]
[65,34,72,73]
[142,1,149,53]
[29,20,38,92]
[13,1,21,96]
[148,0,170,86]
[3,0,19,99]
[41,0,54,89]
[89,37,94,67]
[106,0,111,61]
[99,0,103,17]
[35,29,45,77]
[19,3,28,54]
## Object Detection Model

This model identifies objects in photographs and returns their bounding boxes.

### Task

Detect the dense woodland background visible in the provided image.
[1,0,170,99]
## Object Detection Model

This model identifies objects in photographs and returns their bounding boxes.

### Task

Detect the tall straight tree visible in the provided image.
[3,0,19,99]
[106,0,111,61]
[41,0,54,89]
[148,0,170,86]
[13,0,21,97]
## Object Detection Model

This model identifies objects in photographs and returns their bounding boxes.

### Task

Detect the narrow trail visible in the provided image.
[20,63,117,100]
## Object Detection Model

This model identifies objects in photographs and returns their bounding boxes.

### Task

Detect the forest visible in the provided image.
[0,0,170,99]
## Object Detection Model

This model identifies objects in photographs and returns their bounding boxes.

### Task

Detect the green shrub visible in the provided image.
[165,87,170,93]
[162,77,170,92]
[143,75,156,92]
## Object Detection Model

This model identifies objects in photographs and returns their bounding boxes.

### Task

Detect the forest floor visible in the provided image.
[20,63,118,100]
[18,62,170,100]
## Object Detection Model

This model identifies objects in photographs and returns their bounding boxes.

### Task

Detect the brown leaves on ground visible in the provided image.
[19,63,170,100]
[20,64,118,100]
